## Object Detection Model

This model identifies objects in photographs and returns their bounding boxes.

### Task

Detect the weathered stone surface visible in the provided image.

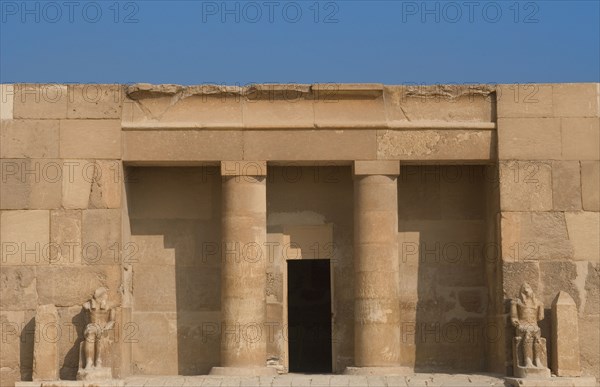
[385,85,494,122]
[353,160,399,176]
[551,291,581,377]
[89,161,122,209]
[581,161,600,211]
[579,315,600,379]
[0,310,34,387]
[1,210,50,265]
[36,265,120,307]
[123,130,243,162]
[67,84,123,119]
[314,97,386,128]
[377,130,494,160]
[123,93,244,126]
[245,130,377,161]
[243,99,313,128]
[0,159,62,210]
[539,261,580,308]
[561,118,600,160]
[33,304,60,381]
[0,266,37,309]
[81,209,121,265]
[502,262,540,299]
[13,84,68,119]
[1,84,14,120]
[221,161,267,176]
[126,167,217,220]
[62,160,92,210]
[60,120,121,159]
[50,210,82,265]
[500,161,552,211]
[583,263,600,316]
[553,83,599,117]
[552,161,582,211]
[565,212,600,263]
[501,212,573,261]
[498,118,561,160]
[496,84,553,118]
[0,120,60,158]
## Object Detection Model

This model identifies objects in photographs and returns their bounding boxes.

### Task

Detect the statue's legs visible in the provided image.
[96,333,105,367]
[523,329,535,368]
[533,332,543,367]
[83,324,98,369]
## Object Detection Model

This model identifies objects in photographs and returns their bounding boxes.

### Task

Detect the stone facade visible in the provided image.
[0,83,598,386]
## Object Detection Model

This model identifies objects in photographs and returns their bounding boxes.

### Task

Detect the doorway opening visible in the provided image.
[287,259,333,373]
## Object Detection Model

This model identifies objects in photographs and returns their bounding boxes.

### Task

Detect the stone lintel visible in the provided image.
[221,161,267,177]
[353,160,400,176]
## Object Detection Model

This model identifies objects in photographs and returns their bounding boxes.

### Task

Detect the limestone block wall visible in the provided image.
[397,165,492,371]
[124,167,221,375]
[1,84,125,386]
[0,82,598,385]
[496,84,600,378]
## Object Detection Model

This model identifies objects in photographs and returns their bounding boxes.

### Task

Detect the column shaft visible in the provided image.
[353,171,401,368]
[211,161,275,375]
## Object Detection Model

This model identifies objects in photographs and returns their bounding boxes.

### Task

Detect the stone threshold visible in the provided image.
[121,121,498,131]
[17,373,508,387]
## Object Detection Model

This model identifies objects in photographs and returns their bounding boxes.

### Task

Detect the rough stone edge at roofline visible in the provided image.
[124,82,497,100]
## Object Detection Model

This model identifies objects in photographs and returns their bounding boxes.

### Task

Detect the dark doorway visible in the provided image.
[287,259,333,373]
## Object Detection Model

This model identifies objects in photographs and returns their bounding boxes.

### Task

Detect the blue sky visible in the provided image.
[1,0,598,84]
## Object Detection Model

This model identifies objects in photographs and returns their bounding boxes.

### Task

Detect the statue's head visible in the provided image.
[93,287,108,304]
[520,282,534,299]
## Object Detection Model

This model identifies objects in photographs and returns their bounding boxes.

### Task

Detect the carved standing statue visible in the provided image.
[510,282,551,378]
[77,287,116,381]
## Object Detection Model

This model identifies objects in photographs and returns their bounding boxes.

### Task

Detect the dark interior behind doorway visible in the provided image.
[287,259,332,373]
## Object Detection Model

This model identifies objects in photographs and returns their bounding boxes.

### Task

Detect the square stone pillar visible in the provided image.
[210,161,276,376]
[551,291,581,377]
[345,161,410,376]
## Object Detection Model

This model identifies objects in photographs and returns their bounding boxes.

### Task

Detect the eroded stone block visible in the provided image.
[0,159,62,210]
[123,130,243,162]
[36,265,121,307]
[500,161,552,211]
[501,212,573,262]
[553,83,599,118]
[33,304,60,381]
[59,120,121,159]
[552,161,582,211]
[0,266,37,309]
[0,120,60,158]
[50,210,82,265]
[377,129,494,160]
[1,210,50,265]
[81,209,121,265]
[581,161,600,211]
[13,84,68,119]
[498,118,561,160]
[565,212,600,263]
[62,160,92,210]
[496,84,553,118]
[562,118,600,160]
[67,84,123,119]
[89,161,122,209]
